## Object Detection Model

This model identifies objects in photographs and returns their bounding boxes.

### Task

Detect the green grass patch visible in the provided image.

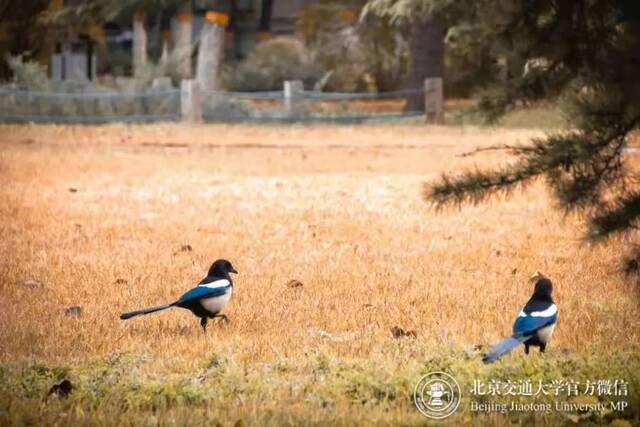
[0,350,638,426]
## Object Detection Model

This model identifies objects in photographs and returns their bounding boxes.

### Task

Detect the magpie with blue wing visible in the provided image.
[482,276,558,363]
[120,259,238,332]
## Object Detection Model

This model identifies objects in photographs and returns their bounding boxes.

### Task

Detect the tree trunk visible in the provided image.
[86,38,94,80]
[259,0,273,32]
[133,11,147,77]
[406,17,444,111]
[160,10,172,67]
[161,36,170,65]
[196,11,227,91]
[174,1,193,78]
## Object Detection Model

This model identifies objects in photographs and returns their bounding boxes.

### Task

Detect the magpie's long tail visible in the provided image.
[120,302,176,320]
[482,334,531,363]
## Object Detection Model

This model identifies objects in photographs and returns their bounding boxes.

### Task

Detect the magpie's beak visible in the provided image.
[230,267,238,274]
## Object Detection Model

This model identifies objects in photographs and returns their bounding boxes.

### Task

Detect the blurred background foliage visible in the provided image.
[223,37,322,91]
[296,1,409,92]
[0,0,500,96]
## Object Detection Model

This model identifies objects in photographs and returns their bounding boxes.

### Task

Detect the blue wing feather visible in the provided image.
[179,285,228,303]
[513,313,557,336]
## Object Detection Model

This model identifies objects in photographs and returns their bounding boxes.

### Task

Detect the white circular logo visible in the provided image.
[414,371,461,419]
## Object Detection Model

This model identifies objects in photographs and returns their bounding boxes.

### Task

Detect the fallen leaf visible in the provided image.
[391,326,417,339]
[18,279,44,290]
[286,279,303,288]
[65,306,82,317]
[174,244,193,255]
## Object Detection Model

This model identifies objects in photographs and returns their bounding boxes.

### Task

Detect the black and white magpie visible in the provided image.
[120,259,237,332]
[482,277,558,363]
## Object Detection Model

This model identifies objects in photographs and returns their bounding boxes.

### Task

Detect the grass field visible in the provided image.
[0,122,638,426]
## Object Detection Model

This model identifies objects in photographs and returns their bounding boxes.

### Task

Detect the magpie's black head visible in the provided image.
[532,278,553,301]
[207,259,238,279]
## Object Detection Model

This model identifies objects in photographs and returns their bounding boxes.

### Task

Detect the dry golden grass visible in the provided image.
[0,123,638,425]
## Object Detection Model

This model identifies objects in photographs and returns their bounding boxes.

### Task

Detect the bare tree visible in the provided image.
[196,9,228,91]
[132,10,147,76]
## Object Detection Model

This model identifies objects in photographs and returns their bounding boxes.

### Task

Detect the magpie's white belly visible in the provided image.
[536,324,556,344]
[200,291,231,314]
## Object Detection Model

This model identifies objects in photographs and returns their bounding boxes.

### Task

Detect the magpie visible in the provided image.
[482,277,558,363]
[120,259,238,332]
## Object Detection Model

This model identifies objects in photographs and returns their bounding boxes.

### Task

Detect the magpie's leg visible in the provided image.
[540,343,546,353]
[213,314,230,324]
[200,317,208,333]
[524,343,530,355]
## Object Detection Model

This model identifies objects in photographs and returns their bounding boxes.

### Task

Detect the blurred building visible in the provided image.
[225,0,317,59]
[43,0,319,81]
[51,37,97,81]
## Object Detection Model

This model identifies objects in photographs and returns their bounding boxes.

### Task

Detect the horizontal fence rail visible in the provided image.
[0,88,181,99]
[0,88,182,124]
[302,88,426,100]
[0,82,438,124]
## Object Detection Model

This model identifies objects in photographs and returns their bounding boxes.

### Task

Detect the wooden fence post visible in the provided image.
[424,78,444,124]
[284,80,303,118]
[181,79,201,122]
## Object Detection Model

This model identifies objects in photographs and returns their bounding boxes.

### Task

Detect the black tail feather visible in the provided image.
[120,302,175,320]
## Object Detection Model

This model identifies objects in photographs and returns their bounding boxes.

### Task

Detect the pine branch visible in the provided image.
[550,133,628,210]
[426,131,589,207]
[430,112,640,209]
[587,192,640,241]
[366,0,640,277]
[455,144,536,158]
[426,163,541,206]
